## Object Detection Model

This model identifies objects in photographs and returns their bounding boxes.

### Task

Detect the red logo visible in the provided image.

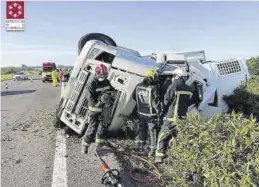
[6,1,24,19]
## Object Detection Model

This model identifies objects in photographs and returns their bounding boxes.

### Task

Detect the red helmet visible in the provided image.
[95,64,108,76]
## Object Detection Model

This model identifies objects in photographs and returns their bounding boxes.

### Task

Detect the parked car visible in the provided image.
[13,72,29,81]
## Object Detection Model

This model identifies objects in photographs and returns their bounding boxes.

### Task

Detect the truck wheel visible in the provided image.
[42,79,45,83]
[78,33,117,55]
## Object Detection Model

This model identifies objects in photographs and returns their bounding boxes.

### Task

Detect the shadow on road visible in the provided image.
[1,90,36,96]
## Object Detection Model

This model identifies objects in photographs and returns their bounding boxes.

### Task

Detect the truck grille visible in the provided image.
[66,70,89,113]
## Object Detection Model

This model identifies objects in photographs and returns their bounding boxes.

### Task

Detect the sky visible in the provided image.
[1,1,259,67]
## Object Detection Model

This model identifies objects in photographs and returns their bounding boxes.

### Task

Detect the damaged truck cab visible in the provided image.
[56,33,157,135]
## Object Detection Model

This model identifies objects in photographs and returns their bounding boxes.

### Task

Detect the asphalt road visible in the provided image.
[1,78,162,187]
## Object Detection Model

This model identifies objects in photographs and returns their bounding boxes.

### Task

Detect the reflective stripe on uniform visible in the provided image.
[168,90,193,122]
[137,112,157,117]
[88,106,102,112]
[147,87,152,114]
[96,138,104,143]
[96,86,110,92]
[136,86,156,116]
[81,140,89,146]
[155,152,165,157]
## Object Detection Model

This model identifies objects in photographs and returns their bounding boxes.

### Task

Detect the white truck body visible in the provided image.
[58,36,249,135]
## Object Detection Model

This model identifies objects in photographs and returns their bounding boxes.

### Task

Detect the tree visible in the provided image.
[247,56,259,75]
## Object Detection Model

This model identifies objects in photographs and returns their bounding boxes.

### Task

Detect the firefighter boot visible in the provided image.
[81,139,89,154]
[132,141,146,155]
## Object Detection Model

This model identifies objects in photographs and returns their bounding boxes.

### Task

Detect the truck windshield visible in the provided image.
[43,67,55,72]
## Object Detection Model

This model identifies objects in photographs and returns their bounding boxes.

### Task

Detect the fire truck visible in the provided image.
[42,62,56,82]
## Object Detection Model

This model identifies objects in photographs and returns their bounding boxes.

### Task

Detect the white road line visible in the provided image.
[51,129,68,187]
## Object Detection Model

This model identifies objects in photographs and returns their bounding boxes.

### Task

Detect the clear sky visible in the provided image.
[1,1,259,67]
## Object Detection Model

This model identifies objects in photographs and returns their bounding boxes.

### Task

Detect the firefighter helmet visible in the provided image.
[95,64,108,76]
[144,69,155,80]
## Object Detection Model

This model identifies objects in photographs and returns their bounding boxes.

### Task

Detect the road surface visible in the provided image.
[1,78,162,187]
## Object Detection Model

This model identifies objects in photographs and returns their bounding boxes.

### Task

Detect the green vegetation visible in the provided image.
[223,75,259,119]
[166,113,259,187]
[223,56,259,119]
[27,71,36,76]
[0,66,38,81]
[1,74,13,81]
[165,56,259,186]
[1,67,22,75]
[247,56,259,75]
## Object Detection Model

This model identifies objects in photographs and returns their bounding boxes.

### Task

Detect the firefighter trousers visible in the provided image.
[52,78,58,87]
[137,117,157,149]
[155,120,178,157]
[83,112,107,144]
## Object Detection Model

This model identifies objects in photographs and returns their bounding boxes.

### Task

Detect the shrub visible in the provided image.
[1,67,22,75]
[247,56,259,75]
[166,112,259,187]
[223,75,259,120]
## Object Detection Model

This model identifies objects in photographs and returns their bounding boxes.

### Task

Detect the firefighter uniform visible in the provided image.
[155,78,193,163]
[64,69,70,81]
[81,77,113,152]
[52,69,58,87]
[132,69,162,157]
[59,70,64,82]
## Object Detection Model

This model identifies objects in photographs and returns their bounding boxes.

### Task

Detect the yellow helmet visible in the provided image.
[144,69,155,80]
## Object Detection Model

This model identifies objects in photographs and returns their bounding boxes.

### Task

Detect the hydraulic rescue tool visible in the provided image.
[96,151,123,187]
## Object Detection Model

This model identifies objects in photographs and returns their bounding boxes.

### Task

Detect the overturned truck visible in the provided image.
[54,33,250,136]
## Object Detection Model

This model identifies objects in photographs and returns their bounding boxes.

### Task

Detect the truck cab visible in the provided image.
[56,34,157,135]
[42,62,56,82]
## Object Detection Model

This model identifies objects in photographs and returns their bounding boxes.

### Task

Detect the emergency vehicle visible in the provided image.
[54,33,249,135]
[42,62,56,82]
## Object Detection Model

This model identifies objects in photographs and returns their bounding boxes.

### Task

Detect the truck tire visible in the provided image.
[42,79,45,83]
[77,33,117,55]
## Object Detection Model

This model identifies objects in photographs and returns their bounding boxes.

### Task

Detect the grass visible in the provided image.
[27,71,36,76]
[0,71,37,82]
[1,74,13,82]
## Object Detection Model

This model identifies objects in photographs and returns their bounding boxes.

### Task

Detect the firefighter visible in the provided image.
[81,64,114,154]
[59,69,64,82]
[132,69,163,159]
[52,68,58,87]
[64,68,70,82]
[155,68,193,164]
